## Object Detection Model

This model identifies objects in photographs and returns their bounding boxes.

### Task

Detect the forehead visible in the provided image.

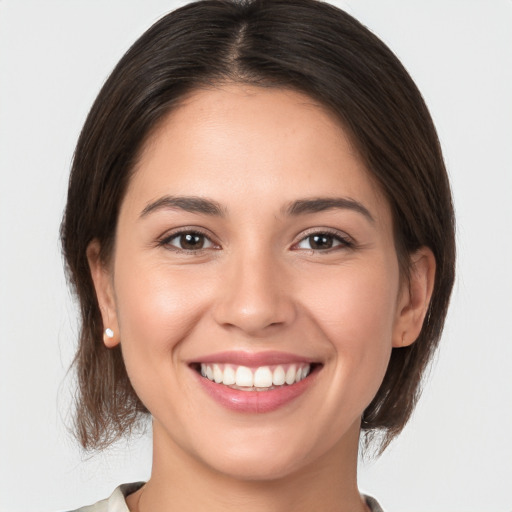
[125,84,390,223]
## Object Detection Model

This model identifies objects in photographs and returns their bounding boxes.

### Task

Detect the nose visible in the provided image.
[212,248,296,336]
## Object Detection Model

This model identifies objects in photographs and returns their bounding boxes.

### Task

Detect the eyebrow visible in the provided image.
[284,197,375,223]
[139,195,374,223]
[140,195,225,218]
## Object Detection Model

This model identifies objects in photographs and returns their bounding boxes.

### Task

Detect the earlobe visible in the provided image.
[86,239,120,348]
[393,247,436,348]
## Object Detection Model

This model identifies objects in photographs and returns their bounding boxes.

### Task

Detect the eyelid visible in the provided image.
[291,227,355,251]
[158,226,221,251]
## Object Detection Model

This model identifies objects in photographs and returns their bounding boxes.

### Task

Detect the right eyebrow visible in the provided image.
[139,195,226,219]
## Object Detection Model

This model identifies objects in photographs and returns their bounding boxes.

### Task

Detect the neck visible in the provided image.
[128,419,368,512]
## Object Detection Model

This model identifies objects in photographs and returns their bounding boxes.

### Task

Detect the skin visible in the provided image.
[88,84,435,512]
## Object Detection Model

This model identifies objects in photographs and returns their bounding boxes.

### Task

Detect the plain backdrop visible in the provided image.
[1,1,511,511]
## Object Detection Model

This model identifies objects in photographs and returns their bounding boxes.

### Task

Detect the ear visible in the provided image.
[86,239,120,348]
[392,247,436,348]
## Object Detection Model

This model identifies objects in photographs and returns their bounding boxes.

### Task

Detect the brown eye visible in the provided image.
[180,233,204,249]
[308,234,334,250]
[295,231,352,251]
[164,231,214,251]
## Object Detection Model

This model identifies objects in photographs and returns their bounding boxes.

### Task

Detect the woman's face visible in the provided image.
[92,85,416,480]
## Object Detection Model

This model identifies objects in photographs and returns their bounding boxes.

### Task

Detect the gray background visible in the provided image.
[1,1,511,511]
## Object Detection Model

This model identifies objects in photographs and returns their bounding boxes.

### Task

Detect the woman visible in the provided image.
[60,0,455,510]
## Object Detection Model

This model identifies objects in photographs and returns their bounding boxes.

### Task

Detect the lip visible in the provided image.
[189,350,314,367]
[189,351,321,413]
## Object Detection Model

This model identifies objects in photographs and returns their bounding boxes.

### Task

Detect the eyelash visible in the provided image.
[292,229,354,252]
[158,228,354,254]
[158,228,218,253]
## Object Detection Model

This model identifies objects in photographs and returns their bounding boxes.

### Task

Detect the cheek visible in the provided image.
[303,258,399,336]
[299,259,400,401]
[116,270,191,346]
[111,255,213,393]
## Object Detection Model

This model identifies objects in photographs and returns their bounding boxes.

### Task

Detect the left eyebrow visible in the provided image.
[139,195,226,218]
[283,197,375,223]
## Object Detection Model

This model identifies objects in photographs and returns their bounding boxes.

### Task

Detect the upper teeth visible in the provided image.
[200,363,311,388]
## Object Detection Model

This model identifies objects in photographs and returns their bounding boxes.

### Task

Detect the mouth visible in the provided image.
[192,362,316,391]
[189,353,321,413]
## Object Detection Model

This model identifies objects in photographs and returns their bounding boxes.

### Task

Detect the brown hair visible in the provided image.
[61,0,455,453]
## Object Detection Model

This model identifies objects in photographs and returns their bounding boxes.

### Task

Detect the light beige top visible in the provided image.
[69,482,385,512]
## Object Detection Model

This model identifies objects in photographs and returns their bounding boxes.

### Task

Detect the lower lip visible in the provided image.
[194,368,317,413]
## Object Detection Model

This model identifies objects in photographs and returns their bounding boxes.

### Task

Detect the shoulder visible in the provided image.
[65,482,145,512]
[65,484,381,512]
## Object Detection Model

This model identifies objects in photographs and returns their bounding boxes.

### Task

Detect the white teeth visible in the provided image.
[213,364,223,383]
[199,362,313,389]
[254,366,273,387]
[296,364,310,382]
[272,366,286,386]
[223,365,236,385]
[235,366,253,387]
[285,365,297,385]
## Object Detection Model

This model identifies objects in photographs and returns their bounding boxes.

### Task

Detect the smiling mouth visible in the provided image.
[192,362,318,391]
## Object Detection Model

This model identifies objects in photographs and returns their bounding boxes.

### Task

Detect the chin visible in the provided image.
[201,447,310,482]
[181,421,342,483]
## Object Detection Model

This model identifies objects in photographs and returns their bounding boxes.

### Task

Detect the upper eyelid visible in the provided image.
[157,226,353,248]
[160,226,215,241]
[291,229,355,252]
[293,227,353,243]
[158,227,220,249]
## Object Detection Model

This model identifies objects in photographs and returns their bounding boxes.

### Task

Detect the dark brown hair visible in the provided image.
[61,0,455,453]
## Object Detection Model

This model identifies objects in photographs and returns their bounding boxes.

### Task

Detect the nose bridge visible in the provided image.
[213,242,294,335]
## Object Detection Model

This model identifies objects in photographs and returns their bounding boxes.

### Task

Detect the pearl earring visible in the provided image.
[105,328,114,339]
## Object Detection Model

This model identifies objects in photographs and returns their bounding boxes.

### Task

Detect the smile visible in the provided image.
[199,363,311,390]
[190,352,320,413]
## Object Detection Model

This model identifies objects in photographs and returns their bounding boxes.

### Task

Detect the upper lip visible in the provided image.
[190,350,317,367]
